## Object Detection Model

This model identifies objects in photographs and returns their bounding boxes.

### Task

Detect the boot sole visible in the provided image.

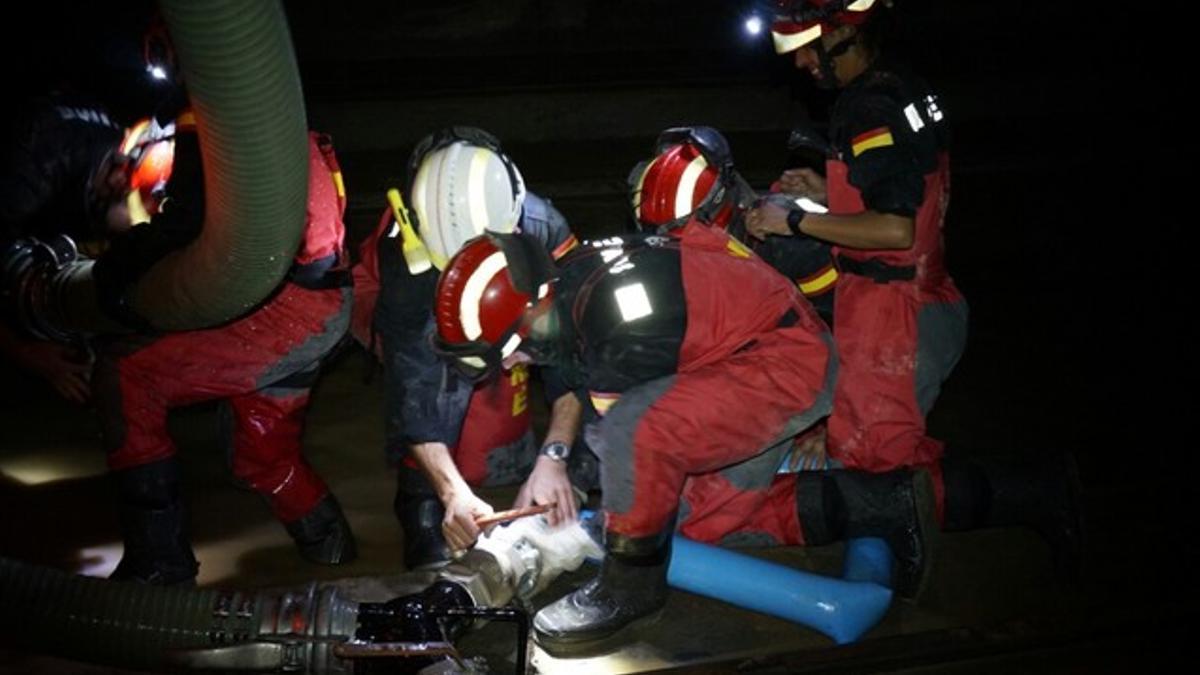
[533,607,666,658]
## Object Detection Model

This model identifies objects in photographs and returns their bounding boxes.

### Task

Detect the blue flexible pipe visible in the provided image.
[842,537,895,586]
[666,536,894,644]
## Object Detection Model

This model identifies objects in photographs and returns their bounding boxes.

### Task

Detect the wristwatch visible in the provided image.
[540,441,571,463]
[786,208,805,236]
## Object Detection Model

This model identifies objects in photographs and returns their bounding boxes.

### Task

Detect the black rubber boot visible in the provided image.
[533,528,671,653]
[942,449,1084,581]
[394,467,450,570]
[795,468,938,600]
[109,458,199,586]
[284,494,358,565]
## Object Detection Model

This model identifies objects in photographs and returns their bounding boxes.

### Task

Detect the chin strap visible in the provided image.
[813,30,859,88]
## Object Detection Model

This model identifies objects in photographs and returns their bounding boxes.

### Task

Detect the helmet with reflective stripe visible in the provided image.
[406,127,526,270]
[433,232,555,382]
[90,117,178,226]
[120,118,176,219]
[771,0,879,54]
[629,126,737,232]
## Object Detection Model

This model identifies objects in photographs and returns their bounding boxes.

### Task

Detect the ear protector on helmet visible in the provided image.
[404,126,527,269]
[86,118,178,228]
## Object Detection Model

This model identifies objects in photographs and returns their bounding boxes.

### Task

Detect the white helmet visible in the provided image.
[407,127,526,270]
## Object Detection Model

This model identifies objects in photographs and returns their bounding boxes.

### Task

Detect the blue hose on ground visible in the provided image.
[666,536,893,644]
[842,537,895,586]
[578,511,895,644]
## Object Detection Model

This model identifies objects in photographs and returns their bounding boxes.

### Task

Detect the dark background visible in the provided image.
[1,1,1190,671]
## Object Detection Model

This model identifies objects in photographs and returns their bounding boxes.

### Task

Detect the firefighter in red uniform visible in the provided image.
[747,0,968,503]
[84,32,356,581]
[629,125,839,323]
[749,0,1081,577]
[350,127,592,570]
[432,227,939,649]
[630,126,840,465]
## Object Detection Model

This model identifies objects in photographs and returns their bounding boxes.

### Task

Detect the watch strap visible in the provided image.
[786,208,805,236]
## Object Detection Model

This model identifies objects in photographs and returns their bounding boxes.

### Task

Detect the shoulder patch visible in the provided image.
[589,391,620,416]
[726,237,752,259]
[551,234,579,260]
[851,126,894,157]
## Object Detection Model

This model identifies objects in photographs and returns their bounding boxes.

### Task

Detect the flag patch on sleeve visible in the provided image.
[851,126,894,157]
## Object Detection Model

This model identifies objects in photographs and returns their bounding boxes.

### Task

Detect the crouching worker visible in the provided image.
[432,225,938,650]
[88,107,357,584]
[352,126,593,571]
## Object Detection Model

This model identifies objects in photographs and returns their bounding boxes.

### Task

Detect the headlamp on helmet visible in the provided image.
[143,13,177,84]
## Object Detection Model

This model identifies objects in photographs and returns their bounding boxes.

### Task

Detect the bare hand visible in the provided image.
[17,341,92,404]
[513,455,577,527]
[744,201,791,241]
[789,424,829,471]
[778,168,827,203]
[442,489,494,551]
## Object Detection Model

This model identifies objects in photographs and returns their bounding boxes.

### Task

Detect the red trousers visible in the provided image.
[826,274,968,518]
[94,284,350,523]
[453,364,535,487]
[599,326,834,545]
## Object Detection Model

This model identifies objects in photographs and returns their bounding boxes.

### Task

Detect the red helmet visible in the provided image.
[119,118,176,219]
[629,126,737,232]
[771,0,879,54]
[433,233,556,381]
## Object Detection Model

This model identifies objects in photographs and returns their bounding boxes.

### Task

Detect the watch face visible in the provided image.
[542,442,570,461]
